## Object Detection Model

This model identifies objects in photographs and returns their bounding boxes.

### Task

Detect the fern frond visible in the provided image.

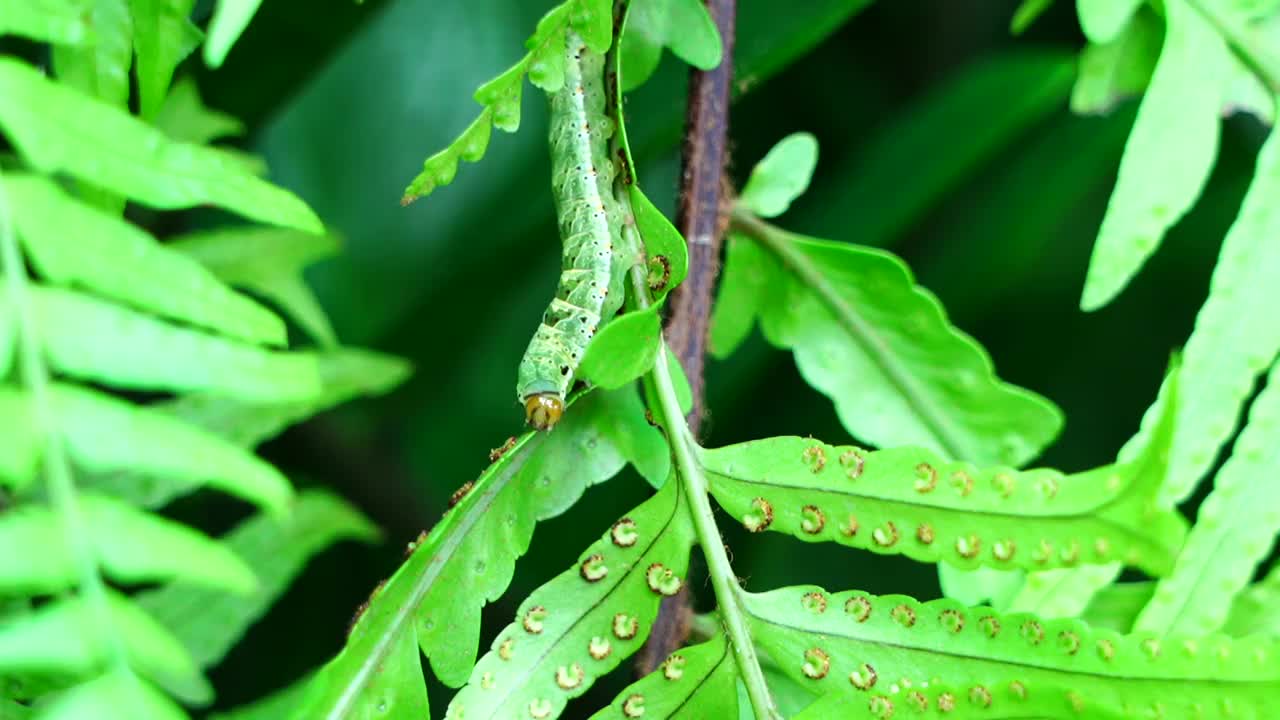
[0,0,94,45]
[203,0,263,69]
[701,390,1182,575]
[446,476,694,720]
[288,388,667,718]
[0,58,321,233]
[169,226,341,347]
[716,214,1063,467]
[29,286,319,401]
[1135,359,1280,635]
[128,0,202,120]
[1136,115,1280,506]
[6,175,286,347]
[154,76,246,145]
[589,635,738,719]
[618,0,722,92]
[0,493,256,596]
[400,0,613,204]
[137,490,379,669]
[745,585,1280,719]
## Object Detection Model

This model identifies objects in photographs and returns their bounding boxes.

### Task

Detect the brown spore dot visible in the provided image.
[622,694,645,718]
[554,663,584,690]
[580,554,608,582]
[523,606,548,634]
[891,604,916,628]
[611,518,638,547]
[662,654,686,681]
[802,648,830,679]
[939,608,965,633]
[801,591,828,614]
[846,595,873,622]
[613,613,639,640]
[872,521,900,547]
[802,444,827,473]
[979,615,1002,638]
[1058,630,1081,655]
[849,663,877,690]
[588,636,611,660]
[913,462,938,493]
[801,505,826,534]
[743,498,773,532]
[1020,620,1045,645]
[968,685,992,708]
[915,523,935,545]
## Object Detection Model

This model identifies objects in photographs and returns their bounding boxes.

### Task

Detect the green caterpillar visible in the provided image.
[517,31,631,430]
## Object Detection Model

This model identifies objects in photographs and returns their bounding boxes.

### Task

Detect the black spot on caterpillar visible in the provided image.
[516,30,630,430]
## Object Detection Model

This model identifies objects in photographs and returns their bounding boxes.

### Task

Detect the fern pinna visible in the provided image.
[8,0,1280,719]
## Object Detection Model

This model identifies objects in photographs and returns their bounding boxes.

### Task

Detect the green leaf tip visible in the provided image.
[702,427,1186,576]
[713,220,1063,466]
[747,584,1280,719]
[401,0,614,205]
[1078,0,1227,311]
[740,132,820,218]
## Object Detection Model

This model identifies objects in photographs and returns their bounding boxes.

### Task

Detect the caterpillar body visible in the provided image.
[516,31,632,430]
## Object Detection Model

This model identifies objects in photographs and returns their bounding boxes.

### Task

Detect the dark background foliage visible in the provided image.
[179,0,1263,713]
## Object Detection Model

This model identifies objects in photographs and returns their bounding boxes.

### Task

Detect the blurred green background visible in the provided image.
[181,0,1266,714]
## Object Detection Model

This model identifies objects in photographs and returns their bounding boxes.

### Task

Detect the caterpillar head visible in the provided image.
[525,394,564,431]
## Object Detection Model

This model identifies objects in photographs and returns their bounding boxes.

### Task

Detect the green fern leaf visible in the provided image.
[1079,0,1229,311]
[0,0,94,45]
[1008,563,1122,618]
[710,226,1062,467]
[208,673,314,720]
[401,0,611,203]
[629,187,688,305]
[446,477,693,720]
[1070,6,1161,115]
[37,670,187,720]
[579,309,662,389]
[0,58,322,233]
[0,699,29,719]
[0,390,37,491]
[1135,360,1280,635]
[0,592,210,706]
[745,585,1280,719]
[0,493,256,596]
[588,635,738,719]
[1224,563,1280,637]
[92,348,409,508]
[168,226,341,347]
[203,0,262,68]
[738,133,819,219]
[1082,581,1155,632]
[1010,0,1053,35]
[49,382,293,511]
[128,0,202,119]
[6,175,287,347]
[1076,0,1145,44]
[1145,116,1280,506]
[30,286,320,402]
[50,0,132,108]
[287,388,667,718]
[136,490,379,669]
[619,0,722,92]
[701,397,1183,575]
[154,76,246,144]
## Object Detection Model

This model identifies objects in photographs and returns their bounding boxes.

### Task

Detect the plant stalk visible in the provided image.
[0,174,134,685]
[649,333,780,720]
[644,0,737,677]
[665,0,737,435]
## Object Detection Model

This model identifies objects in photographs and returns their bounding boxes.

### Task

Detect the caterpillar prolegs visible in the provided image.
[516,31,635,430]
